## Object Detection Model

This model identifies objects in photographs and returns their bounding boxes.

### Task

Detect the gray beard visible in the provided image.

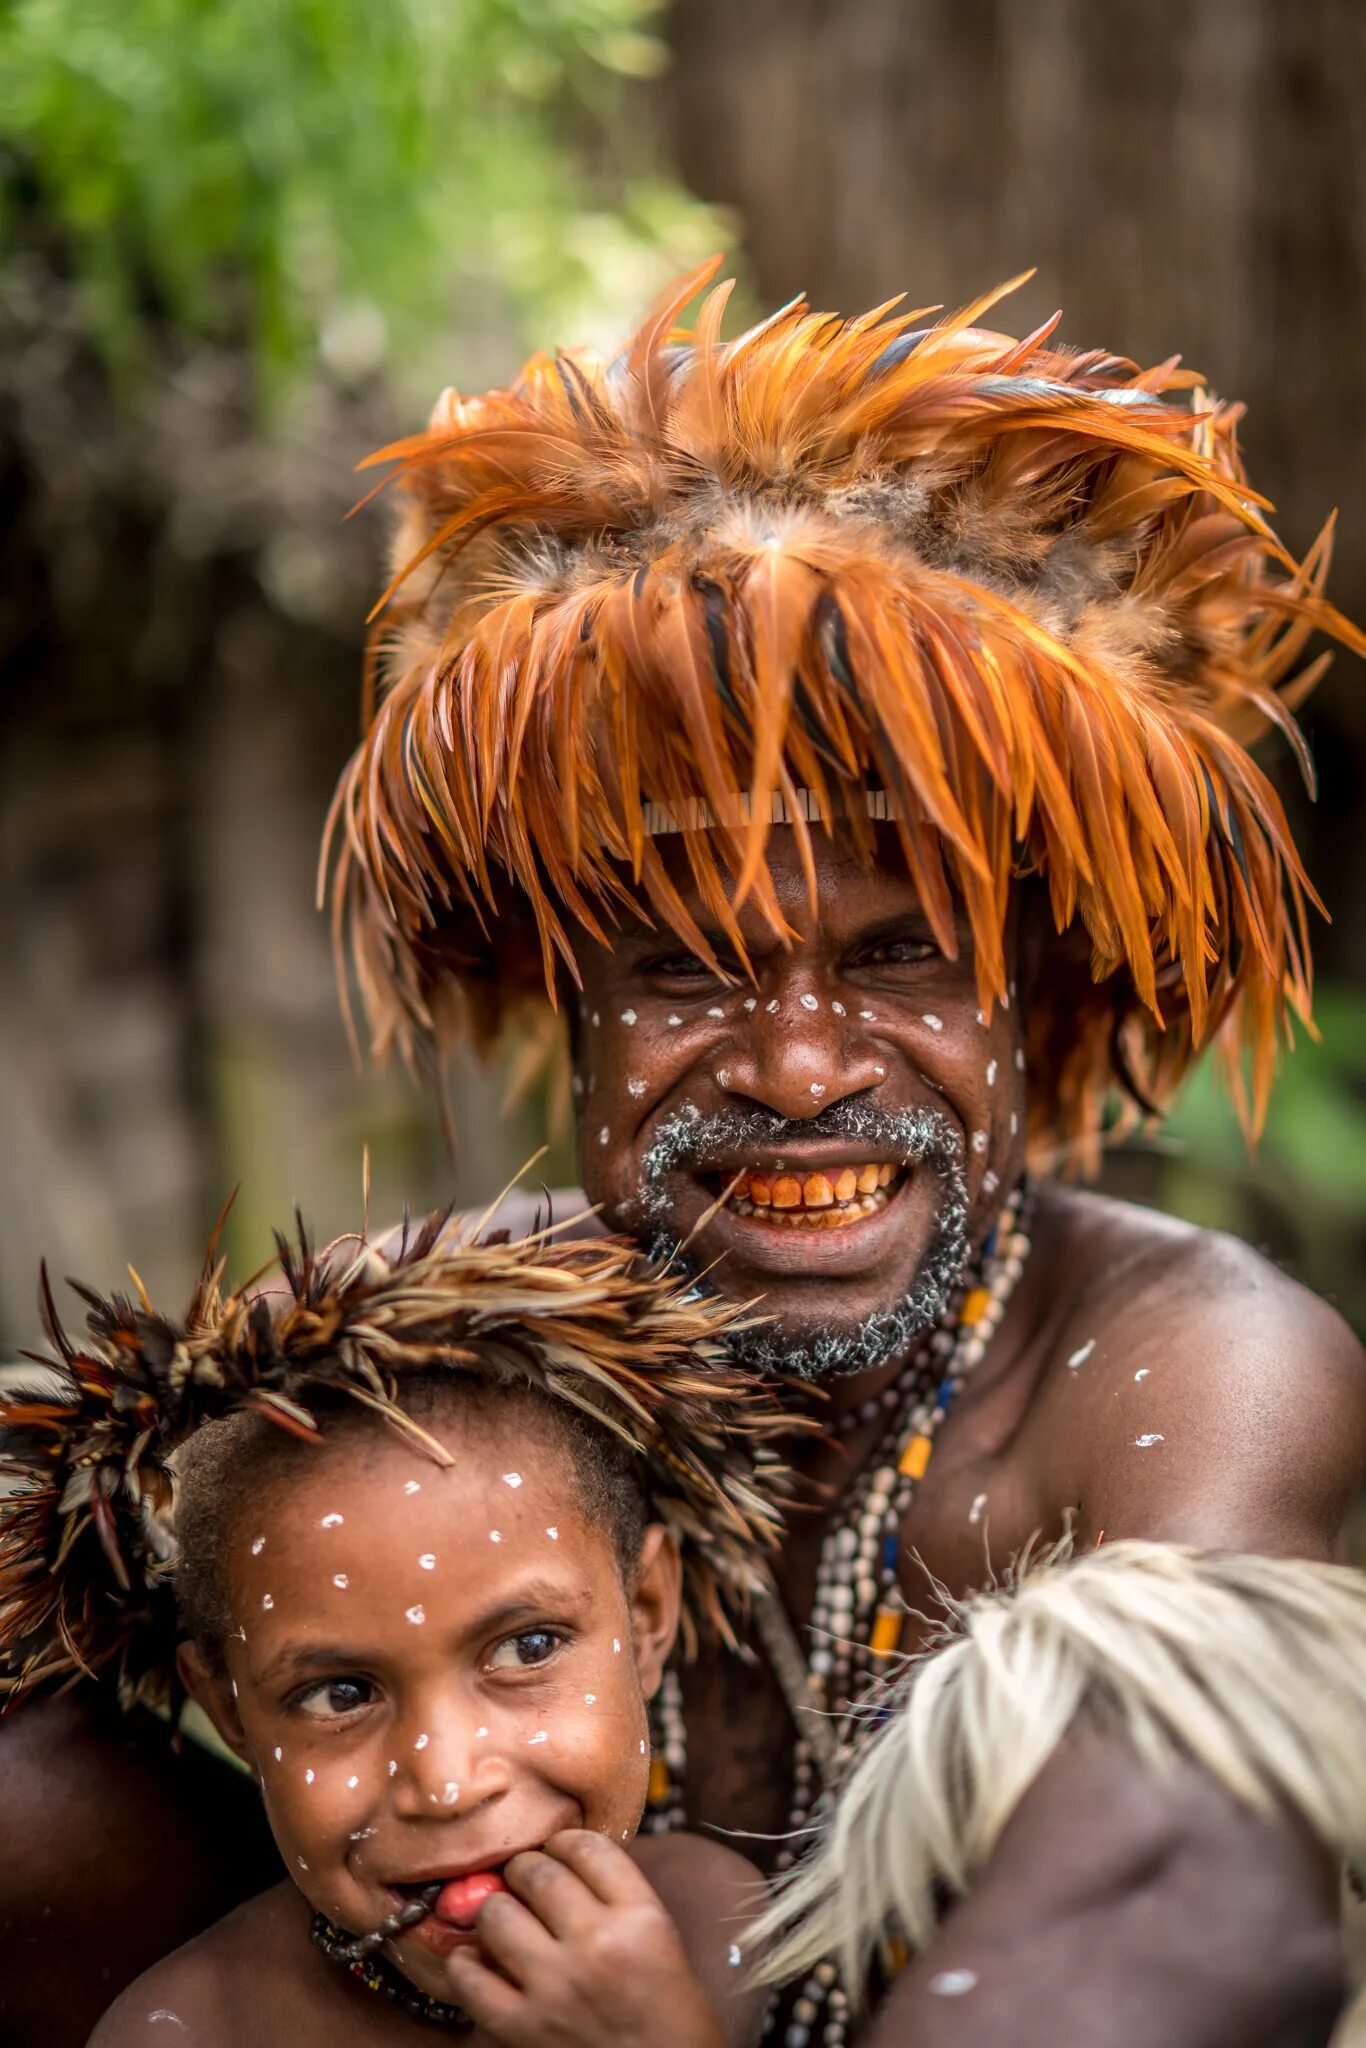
[637,1099,971,1383]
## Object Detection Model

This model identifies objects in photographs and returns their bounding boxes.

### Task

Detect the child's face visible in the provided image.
[184,1404,679,2004]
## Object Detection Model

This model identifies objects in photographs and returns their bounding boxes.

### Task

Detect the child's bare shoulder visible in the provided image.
[87,1884,303,2046]
[631,1832,768,2047]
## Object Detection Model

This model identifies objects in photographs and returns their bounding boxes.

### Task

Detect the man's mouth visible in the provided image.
[716,1161,905,1228]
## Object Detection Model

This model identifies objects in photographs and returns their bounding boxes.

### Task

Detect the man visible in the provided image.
[323,260,1366,2045]
[3,260,1364,2046]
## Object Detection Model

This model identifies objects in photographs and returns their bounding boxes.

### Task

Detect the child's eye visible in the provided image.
[486,1629,566,1673]
[292,1677,377,1719]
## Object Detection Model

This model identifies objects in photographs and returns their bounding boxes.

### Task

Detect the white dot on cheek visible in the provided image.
[406,1605,425,1625]
[298,1857,308,1871]
[347,1775,360,1790]
[613,1638,622,1653]
[414,1734,429,1750]
[418,1555,436,1571]
[261,1594,273,1610]
[304,1769,315,1785]
[639,1738,646,1753]
[388,1760,398,1776]
[922,1014,943,1032]
[986,1060,997,1086]
[971,1131,987,1153]
[250,1536,265,1555]
[333,1574,348,1590]
[620,1009,637,1026]
[502,1473,522,1489]
[490,1531,502,1543]
[546,1527,558,1540]
[273,1746,282,1762]
[528,1731,548,1746]
[320,1514,344,1529]
[442,1782,459,1805]
[404,1480,421,1496]
[584,1694,596,1705]
[598,1126,610,1145]
[810,1083,825,1098]
[716,1068,731,1088]
[476,1727,488,1739]
[666,1014,681,1028]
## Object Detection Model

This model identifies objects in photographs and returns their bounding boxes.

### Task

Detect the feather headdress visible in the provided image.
[0,1210,797,1712]
[324,258,1364,1168]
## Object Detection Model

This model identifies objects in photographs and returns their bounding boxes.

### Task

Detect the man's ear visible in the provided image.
[176,1640,254,1770]
[630,1524,682,1700]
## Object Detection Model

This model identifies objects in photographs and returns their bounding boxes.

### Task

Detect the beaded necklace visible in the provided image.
[310,1908,473,2027]
[644,1183,1033,2048]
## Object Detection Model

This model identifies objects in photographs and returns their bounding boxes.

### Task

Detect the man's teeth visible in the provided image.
[725,1162,901,1226]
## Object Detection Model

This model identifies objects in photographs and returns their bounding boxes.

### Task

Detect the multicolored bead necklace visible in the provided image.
[643,1182,1034,2048]
[310,1907,473,2026]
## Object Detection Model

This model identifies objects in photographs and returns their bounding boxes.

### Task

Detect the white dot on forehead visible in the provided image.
[273,1746,282,1762]
[985,1060,997,1086]
[859,1009,876,1021]
[620,1008,637,1026]
[922,1014,943,1032]
[304,1768,315,1784]
[333,1574,349,1590]
[490,1530,502,1543]
[406,1604,426,1625]
[528,1730,548,1745]
[502,1472,522,1489]
[347,1774,359,1790]
[261,1594,274,1610]
[546,1527,558,1540]
[765,998,780,1013]
[419,1554,436,1570]
[613,1637,622,1653]
[799,992,819,1010]
[743,996,757,1011]
[476,1726,488,1738]
[404,1480,421,1495]
[320,1513,344,1529]
[250,1536,265,1555]
[388,1759,398,1775]
[584,1693,596,1704]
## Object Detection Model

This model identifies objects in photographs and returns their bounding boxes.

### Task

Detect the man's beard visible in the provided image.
[638,1099,971,1383]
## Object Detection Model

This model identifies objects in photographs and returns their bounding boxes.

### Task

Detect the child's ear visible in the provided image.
[176,1640,255,1770]
[630,1523,682,1699]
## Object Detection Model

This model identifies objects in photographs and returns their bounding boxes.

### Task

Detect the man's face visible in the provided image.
[572,829,1028,1379]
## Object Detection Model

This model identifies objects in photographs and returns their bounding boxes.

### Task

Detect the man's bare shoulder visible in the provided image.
[87,1886,301,2047]
[1030,1182,1366,1553]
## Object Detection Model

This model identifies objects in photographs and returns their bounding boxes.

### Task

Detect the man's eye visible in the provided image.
[864,938,937,967]
[486,1629,566,1672]
[292,1677,376,1719]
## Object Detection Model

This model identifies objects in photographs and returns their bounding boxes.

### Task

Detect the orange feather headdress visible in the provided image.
[323,259,1364,1169]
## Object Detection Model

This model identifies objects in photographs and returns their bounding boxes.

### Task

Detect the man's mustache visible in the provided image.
[641,1099,965,1182]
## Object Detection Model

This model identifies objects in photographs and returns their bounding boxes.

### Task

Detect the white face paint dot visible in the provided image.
[1134,1367,1150,1381]
[503,1472,522,1489]
[419,1554,436,1570]
[743,996,757,1011]
[443,1782,459,1805]
[304,1768,315,1784]
[261,1593,274,1610]
[1009,1110,1019,1135]
[874,1064,885,1077]
[985,1059,997,1086]
[859,1009,876,1021]
[591,1010,600,1026]
[332,1573,349,1590]
[406,1604,426,1625]
[982,1169,1000,1195]
[388,1759,398,1775]
[922,1014,943,1032]
[250,1536,265,1555]
[800,992,819,1011]
[627,1078,646,1097]
[490,1530,502,1543]
[970,1131,987,1153]
[1135,1433,1165,1448]
[728,1943,743,1967]
[666,1014,681,1027]
[810,1082,825,1098]
[414,1733,429,1750]
[273,1746,283,1762]
[968,1492,988,1526]
[475,1727,488,1739]
[320,1513,344,1528]
[347,1774,359,1790]
[831,1000,846,1016]
[598,1125,610,1145]
[404,1480,421,1495]
[707,1006,725,1019]
[1067,1339,1095,1370]
[1015,1047,1026,1070]
[584,1693,596,1704]
[639,1738,647,1754]
[528,1731,548,1746]
[929,1970,979,1997]
[976,1009,986,1026]
[546,1527,558,1540]
[620,1009,637,1026]
[613,1637,622,1653]
[716,1067,731,1088]
[297,1856,308,1871]
[765,998,780,1013]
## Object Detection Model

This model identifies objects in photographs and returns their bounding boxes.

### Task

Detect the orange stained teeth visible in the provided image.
[834,1168,858,1203]
[749,1174,772,1206]
[856,1164,880,1195]
[771,1175,803,1209]
[877,1163,896,1187]
[803,1172,834,1207]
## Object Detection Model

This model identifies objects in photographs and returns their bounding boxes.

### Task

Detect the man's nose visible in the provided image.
[716,972,885,1122]
[388,1700,510,1819]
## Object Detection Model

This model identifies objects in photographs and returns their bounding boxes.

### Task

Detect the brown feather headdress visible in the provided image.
[324,259,1364,1168]
[0,1210,798,1712]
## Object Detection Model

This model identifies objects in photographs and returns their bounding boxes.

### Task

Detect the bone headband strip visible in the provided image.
[641,787,902,838]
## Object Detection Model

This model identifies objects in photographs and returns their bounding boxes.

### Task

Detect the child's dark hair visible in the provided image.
[174,1369,648,1672]
[2,1212,802,1712]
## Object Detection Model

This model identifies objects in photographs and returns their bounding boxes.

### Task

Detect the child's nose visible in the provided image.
[389,1706,509,1817]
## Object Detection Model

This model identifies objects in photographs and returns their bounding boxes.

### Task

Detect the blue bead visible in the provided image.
[882,1531,899,1571]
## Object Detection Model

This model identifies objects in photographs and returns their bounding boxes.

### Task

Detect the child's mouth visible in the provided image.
[389,1866,512,1955]
[713,1160,905,1228]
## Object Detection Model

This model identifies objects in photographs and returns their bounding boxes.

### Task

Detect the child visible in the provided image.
[0,1214,793,2045]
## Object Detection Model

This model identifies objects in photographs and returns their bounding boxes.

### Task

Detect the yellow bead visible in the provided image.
[899,1434,932,1479]
[960,1286,992,1326]
[883,1935,909,1975]
[870,1607,902,1656]
[648,1758,670,1803]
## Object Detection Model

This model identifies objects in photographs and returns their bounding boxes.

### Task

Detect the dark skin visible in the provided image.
[89,1410,768,2048]
[3,829,1363,2044]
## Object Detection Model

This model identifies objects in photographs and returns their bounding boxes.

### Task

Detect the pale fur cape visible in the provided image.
[753,1541,1366,1998]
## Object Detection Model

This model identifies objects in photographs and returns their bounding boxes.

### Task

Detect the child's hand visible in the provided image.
[445,1828,728,2048]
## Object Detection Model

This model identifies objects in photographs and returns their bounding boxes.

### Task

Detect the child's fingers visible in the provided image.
[445,1948,534,2045]
[542,1826,666,1906]
[503,1847,601,1940]
[473,1886,563,1988]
